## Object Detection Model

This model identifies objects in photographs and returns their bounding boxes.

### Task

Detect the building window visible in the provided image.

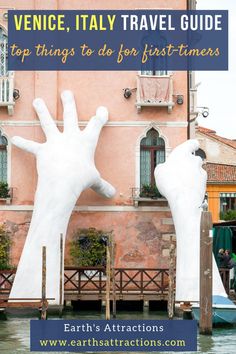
[220,193,236,213]
[195,148,206,160]
[0,26,8,77]
[220,193,236,212]
[0,131,8,182]
[141,69,168,76]
[141,34,168,76]
[140,128,165,187]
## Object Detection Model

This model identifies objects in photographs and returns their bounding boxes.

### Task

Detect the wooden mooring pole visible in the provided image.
[59,234,63,316]
[111,237,116,318]
[168,237,175,319]
[41,246,47,320]
[199,211,213,335]
[105,236,111,320]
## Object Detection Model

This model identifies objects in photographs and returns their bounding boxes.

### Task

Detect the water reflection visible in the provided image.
[0,310,235,354]
[198,333,214,353]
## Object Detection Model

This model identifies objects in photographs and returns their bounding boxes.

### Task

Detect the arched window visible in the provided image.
[195,148,206,160]
[140,128,165,187]
[0,26,8,76]
[0,131,8,182]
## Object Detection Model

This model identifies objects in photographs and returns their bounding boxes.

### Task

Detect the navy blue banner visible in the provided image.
[8,10,228,71]
[30,319,197,352]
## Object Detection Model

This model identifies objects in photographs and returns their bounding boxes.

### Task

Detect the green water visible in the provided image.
[0,309,235,354]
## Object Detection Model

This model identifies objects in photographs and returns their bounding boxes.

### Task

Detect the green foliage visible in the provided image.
[70,228,108,267]
[220,209,236,221]
[0,182,10,198]
[0,224,11,270]
[140,184,162,198]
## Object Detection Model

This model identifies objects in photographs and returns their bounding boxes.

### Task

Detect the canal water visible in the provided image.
[0,309,235,354]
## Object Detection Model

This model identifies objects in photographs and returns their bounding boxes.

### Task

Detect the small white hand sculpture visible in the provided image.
[10,91,116,304]
[155,139,226,302]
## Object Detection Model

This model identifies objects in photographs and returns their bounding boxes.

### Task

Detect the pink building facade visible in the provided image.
[0,0,194,269]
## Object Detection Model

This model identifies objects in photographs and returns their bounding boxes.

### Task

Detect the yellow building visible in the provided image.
[205,163,236,223]
[196,127,236,223]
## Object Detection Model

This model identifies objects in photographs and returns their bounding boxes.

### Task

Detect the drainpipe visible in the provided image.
[187,0,197,139]
[187,0,190,139]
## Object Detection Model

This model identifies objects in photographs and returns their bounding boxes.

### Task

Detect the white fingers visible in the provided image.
[183,139,200,153]
[11,136,41,155]
[84,106,108,141]
[179,139,200,153]
[169,139,200,160]
[91,178,116,199]
[96,106,109,125]
[61,90,79,133]
[33,98,59,139]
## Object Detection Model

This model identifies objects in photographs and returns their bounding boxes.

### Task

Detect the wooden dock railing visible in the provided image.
[0,267,231,299]
[0,267,169,297]
[0,269,15,294]
[114,268,169,295]
[64,266,106,295]
[64,267,170,298]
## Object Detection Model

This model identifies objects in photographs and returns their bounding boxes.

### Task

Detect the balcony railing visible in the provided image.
[0,73,15,115]
[131,187,166,207]
[136,74,174,113]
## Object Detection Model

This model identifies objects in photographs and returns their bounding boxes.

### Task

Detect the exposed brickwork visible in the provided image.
[0,210,175,270]
[122,249,145,263]
[136,221,160,241]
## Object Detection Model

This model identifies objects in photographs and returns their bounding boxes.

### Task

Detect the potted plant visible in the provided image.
[140,184,162,199]
[220,209,236,221]
[0,182,10,199]
[70,228,109,266]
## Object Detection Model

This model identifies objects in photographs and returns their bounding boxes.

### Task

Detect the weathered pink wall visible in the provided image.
[2,125,187,205]
[0,0,187,268]
[2,210,175,268]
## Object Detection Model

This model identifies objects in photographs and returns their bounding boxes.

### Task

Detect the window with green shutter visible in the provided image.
[140,128,165,187]
[0,26,8,77]
[0,131,8,182]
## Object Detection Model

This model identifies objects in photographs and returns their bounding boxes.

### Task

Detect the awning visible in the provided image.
[220,193,236,198]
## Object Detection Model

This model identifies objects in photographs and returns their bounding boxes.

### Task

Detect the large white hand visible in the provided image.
[155,139,226,302]
[10,91,116,304]
[12,90,115,200]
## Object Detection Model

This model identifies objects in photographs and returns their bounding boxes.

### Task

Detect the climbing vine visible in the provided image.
[70,228,111,267]
[0,224,11,270]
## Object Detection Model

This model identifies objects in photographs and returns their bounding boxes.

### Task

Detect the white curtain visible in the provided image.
[140,150,151,186]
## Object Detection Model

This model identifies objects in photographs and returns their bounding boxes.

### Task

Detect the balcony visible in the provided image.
[131,187,166,208]
[0,73,15,115]
[136,74,174,113]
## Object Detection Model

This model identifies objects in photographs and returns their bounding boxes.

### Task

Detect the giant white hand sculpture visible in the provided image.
[10,91,116,304]
[155,139,226,302]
